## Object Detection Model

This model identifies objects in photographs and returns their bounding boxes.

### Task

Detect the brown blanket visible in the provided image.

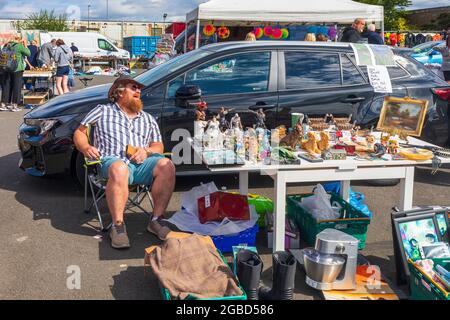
[148,234,243,300]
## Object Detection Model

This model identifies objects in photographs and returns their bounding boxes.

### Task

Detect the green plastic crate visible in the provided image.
[230,193,274,228]
[408,258,450,300]
[248,194,273,228]
[160,250,247,300]
[286,193,371,250]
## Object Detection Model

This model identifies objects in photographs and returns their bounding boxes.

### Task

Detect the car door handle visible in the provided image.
[341,97,366,104]
[249,104,277,111]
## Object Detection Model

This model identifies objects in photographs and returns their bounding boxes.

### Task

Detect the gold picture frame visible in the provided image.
[377,97,428,137]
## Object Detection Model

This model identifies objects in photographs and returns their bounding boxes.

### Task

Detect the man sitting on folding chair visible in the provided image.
[73,75,175,249]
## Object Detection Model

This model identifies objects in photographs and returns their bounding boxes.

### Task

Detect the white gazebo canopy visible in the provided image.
[186,0,384,24]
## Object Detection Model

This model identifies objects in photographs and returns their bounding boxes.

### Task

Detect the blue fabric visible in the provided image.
[367,31,384,45]
[27,45,39,68]
[100,154,165,186]
[322,182,373,218]
[56,65,70,76]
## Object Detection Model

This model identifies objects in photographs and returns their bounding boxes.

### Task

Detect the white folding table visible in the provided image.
[194,137,450,252]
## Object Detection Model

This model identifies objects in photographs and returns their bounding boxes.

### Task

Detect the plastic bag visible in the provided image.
[181,182,218,215]
[300,184,340,220]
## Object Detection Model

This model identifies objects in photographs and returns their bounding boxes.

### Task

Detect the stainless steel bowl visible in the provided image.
[303,249,346,284]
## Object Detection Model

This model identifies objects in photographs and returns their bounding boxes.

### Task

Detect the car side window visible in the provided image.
[284,51,341,89]
[167,52,271,97]
[341,54,366,85]
[98,39,117,52]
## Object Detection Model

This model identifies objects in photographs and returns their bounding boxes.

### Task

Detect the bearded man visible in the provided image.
[74,76,175,249]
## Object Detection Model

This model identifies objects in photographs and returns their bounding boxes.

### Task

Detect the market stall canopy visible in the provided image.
[186,0,384,24]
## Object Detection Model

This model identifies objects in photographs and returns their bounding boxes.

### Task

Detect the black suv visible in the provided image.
[18,41,450,185]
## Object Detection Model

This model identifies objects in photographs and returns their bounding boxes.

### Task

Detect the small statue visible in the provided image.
[371,143,386,158]
[218,107,234,132]
[194,100,208,141]
[388,139,399,154]
[203,116,223,150]
[381,133,391,147]
[280,123,303,149]
[251,108,267,129]
[317,131,330,151]
[231,113,243,132]
[301,132,321,156]
[366,135,375,151]
[194,100,208,121]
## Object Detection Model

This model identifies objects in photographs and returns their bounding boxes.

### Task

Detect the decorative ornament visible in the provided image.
[318,26,329,36]
[217,26,230,39]
[254,27,264,39]
[264,26,273,37]
[270,28,282,39]
[203,24,216,37]
[307,26,318,34]
[327,26,337,39]
[281,28,289,39]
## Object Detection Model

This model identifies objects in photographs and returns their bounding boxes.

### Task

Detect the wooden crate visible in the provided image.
[23,91,49,105]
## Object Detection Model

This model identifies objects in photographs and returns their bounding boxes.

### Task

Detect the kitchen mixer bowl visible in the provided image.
[303,248,346,284]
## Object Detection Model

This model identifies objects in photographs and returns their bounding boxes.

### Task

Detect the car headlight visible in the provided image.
[24,119,59,135]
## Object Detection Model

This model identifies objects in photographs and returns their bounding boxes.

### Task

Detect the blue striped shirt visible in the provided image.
[80,103,162,163]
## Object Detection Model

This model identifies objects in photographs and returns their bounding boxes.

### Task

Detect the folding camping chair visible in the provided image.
[83,124,154,232]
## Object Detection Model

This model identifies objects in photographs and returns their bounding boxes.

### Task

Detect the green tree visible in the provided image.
[355,0,412,30]
[18,10,69,31]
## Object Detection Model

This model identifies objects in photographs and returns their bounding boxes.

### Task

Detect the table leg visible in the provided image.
[400,166,414,211]
[273,172,286,252]
[239,171,249,195]
[340,180,351,202]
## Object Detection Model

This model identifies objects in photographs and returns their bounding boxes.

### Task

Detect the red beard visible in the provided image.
[122,95,143,113]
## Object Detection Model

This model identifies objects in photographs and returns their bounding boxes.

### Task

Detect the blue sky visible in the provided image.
[0,0,448,22]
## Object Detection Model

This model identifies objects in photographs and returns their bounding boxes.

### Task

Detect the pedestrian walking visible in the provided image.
[0,33,30,112]
[54,39,73,96]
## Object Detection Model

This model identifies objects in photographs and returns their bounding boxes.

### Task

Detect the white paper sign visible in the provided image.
[205,195,211,208]
[367,65,393,93]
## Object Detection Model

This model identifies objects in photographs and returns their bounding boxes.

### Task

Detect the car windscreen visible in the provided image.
[134,49,211,86]
[412,41,444,54]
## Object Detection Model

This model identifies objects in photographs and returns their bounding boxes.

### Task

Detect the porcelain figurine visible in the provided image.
[280,123,303,149]
[301,132,321,156]
[231,113,243,131]
[317,131,330,151]
[203,116,223,150]
[388,139,399,154]
[218,107,234,132]
[251,108,267,129]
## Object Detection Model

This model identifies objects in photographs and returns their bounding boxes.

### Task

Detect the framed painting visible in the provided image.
[377,97,428,137]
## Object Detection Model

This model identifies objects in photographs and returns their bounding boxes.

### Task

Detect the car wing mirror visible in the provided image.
[175,85,202,108]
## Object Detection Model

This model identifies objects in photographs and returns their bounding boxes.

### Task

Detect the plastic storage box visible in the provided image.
[211,224,259,253]
[286,193,371,250]
[123,36,161,58]
[160,249,247,300]
[408,258,450,300]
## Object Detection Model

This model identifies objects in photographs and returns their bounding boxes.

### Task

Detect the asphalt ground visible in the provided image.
[1,74,450,300]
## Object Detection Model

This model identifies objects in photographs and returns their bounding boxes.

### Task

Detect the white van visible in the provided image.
[40,32,130,59]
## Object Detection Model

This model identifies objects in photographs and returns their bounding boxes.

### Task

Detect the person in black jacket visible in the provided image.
[341,18,366,43]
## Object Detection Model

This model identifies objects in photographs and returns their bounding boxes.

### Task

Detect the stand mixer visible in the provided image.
[303,229,358,291]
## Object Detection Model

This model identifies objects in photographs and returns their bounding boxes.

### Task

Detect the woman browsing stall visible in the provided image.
[54,39,73,96]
